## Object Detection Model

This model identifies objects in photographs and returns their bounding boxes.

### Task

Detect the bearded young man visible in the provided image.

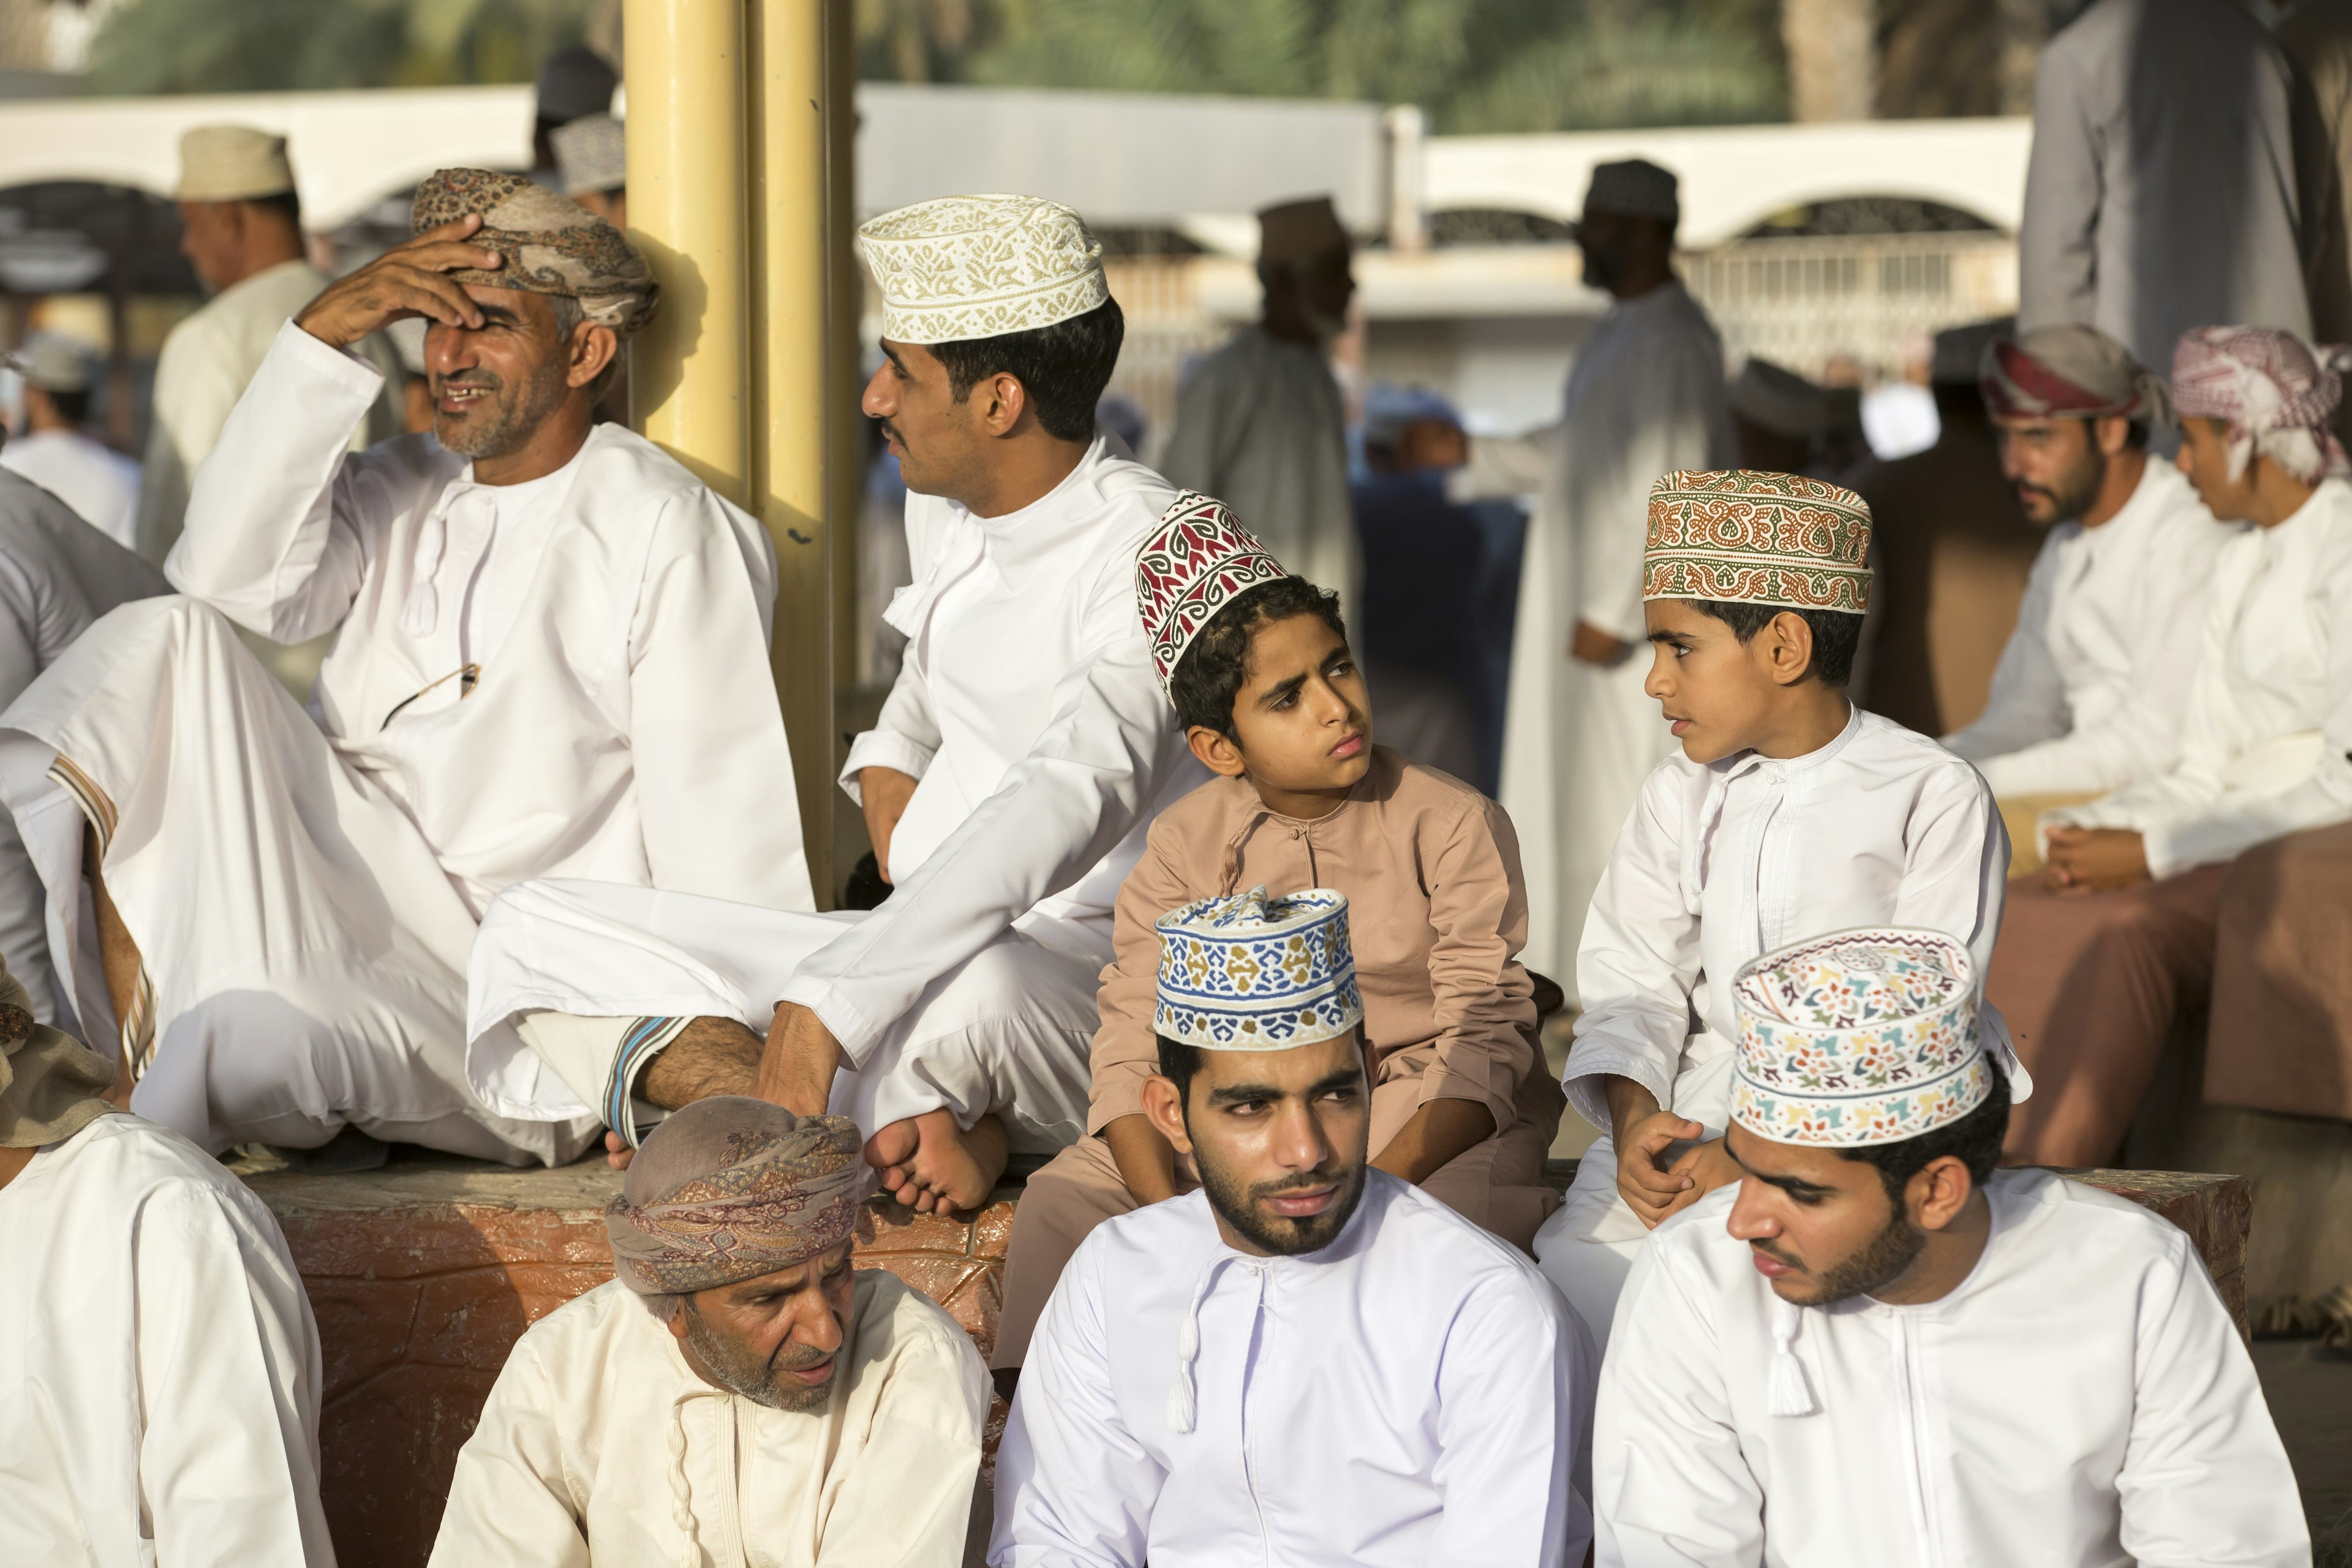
[1943,326,2231,845]
[0,169,808,1167]
[992,888,1593,1568]
[1595,929,2304,1568]
[430,1098,987,1567]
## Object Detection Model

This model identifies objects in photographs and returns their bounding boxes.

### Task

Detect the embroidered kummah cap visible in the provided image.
[410,168,657,337]
[175,124,296,203]
[1257,195,1352,263]
[604,1097,873,1301]
[551,112,626,198]
[1642,469,1873,614]
[1135,489,1289,696]
[2173,325,2352,482]
[1981,325,2170,425]
[1580,158,1679,224]
[1155,886,1364,1052]
[856,194,1109,345]
[1728,927,1991,1148]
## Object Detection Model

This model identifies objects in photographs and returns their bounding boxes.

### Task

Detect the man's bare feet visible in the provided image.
[864,1109,1008,1213]
[605,1129,634,1172]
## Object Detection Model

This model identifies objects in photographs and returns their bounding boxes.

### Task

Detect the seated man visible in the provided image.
[992,888,1594,1568]
[1596,928,2305,1567]
[0,955,334,1567]
[992,497,1564,1387]
[431,1097,987,1567]
[466,194,1195,1207]
[1996,325,2352,1166]
[0,468,166,1027]
[0,170,807,1166]
[1528,469,2023,1349]
[1944,326,2230,840]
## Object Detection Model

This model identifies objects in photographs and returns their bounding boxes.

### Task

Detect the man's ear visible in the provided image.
[567,322,618,391]
[978,370,1030,437]
[1186,723,1248,778]
[2093,413,2133,458]
[1908,1154,1975,1232]
[1142,1072,1194,1155]
[665,1294,693,1341]
[1765,610,1817,688]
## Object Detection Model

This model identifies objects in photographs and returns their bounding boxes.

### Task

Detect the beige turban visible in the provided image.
[410,168,657,337]
[605,1098,873,1298]
[0,958,114,1150]
[1257,196,1351,264]
[177,125,295,203]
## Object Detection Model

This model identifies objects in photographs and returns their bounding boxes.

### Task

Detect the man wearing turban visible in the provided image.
[0,951,334,1567]
[1991,326,2352,1166]
[0,169,811,1167]
[431,1098,987,1567]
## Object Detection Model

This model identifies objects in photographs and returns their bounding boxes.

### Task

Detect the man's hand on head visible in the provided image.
[1570,619,1631,666]
[2041,826,2151,894]
[294,215,499,350]
[858,766,918,884]
[755,1001,843,1118]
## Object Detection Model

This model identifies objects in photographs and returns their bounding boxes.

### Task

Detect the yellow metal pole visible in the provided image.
[826,0,863,698]
[622,0,749,501]
[749,0,846,907]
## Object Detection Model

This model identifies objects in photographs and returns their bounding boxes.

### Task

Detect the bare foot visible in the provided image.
[865,1110,1008,1213]
[605,1129,635,1172]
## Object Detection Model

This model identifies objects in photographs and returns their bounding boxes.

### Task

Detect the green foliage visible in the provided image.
[84,0,600,96]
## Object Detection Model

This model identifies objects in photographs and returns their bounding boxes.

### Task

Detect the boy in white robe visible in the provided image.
[993,887,1593,1568]
[1531,470,2021,1349]
[469,194,1196,1209]
[432,1097,987,1568]
[1597,928,2306,1568]
[0,954,333,1568]
[0,170,807,1166]
[1945,326,2231,821]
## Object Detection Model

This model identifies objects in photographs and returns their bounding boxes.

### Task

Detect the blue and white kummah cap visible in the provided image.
[1729,927,1992,1148]
[1154,886,1363,1052]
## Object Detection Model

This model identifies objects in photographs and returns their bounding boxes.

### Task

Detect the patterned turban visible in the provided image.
[410,168,657,337]
[2173,325,2352,483]
[604,1098,872,1300]
[1642,469,1872,614]
[1980,325,2169,426]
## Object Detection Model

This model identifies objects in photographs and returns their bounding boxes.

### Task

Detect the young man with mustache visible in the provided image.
[1594,929,2303,1567]
[992,888,1593,1568]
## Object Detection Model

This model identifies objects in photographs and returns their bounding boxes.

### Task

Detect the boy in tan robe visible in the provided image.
[991,494,1564,1387]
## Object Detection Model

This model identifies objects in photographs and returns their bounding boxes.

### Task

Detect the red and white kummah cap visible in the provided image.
[2173,325,2352,482]
[1135,491,1289,696]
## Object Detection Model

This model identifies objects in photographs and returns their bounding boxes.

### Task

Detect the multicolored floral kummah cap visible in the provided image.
[1729,927,1991,1148]
[1641,468,1873,614]
[1136,490,1289,696]
[1155,886,1364,1052]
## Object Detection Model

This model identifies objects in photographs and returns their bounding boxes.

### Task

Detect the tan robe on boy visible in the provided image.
[992,747,1565,1370]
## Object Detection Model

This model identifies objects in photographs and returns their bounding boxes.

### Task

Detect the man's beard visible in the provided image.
[1580,238,1626,293]
[1758,1206,1928,1308]
[680,1302,839,1413]
[434,353,571,461]
[2015,446,2106,524]
[1197,1149,1368,1257]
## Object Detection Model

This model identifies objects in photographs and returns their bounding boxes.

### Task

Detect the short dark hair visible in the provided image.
[42,387,92,426]
[1157,1035,1204,1109]
[247,189,303,230]
[1684,600,1863,688]
[1838,1061,2011,1204]
[1167,575,1348,739]
[927,296,1125,443]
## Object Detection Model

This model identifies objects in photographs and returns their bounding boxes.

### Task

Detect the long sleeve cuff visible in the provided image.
[838,728,935,803]
[1560,1044,1676,1136]
[1410,1055,1524,1136]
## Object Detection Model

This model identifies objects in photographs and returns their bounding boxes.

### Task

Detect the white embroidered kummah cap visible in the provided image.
[1642,468,1873,614]
[176,124,296,203]
[1135,490,1289,696]
[856,194,1109,345]
[552,112,626,197]
[1729,927,1992,1148]
[1155,886,1363,1051]
[1580,158,1679,223]
[1257,195,1351,263]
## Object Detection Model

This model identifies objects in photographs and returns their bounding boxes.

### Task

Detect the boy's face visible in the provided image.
[2174,416,2263,521]
[1642,599,1814,764]
[1187,612,1374,801]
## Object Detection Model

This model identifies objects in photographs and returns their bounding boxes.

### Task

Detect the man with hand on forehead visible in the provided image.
[1596,928,2305,1567]
[1945,326,2230,816]
[992,887,1594,1568]
[431,1098,987,1567]
[0,169,807,1166]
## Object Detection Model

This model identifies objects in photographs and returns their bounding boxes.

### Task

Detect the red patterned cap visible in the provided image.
[1136,491,1289,696]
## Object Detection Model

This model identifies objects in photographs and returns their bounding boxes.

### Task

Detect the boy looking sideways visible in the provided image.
[989,494,1566,1393]
[1529,469,2026,1349]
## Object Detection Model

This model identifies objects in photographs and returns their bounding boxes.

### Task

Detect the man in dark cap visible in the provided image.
[432,1097,987,1565]
[533,43,619,175]
[0,170,810,1169]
